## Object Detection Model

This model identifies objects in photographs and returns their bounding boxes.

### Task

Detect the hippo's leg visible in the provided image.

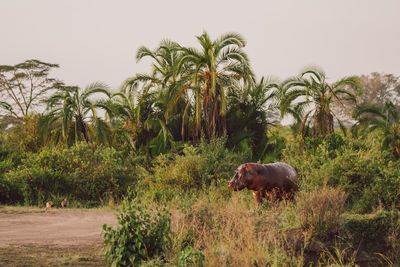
[269,188,279,202]
[252,190,263,206]
[286,189,296,205]
[265,191,274,202]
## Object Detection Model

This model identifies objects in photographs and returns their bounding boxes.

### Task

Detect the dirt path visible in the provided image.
[0,210,117,248]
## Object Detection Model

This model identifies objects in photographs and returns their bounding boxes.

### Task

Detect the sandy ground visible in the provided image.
[0,210,117,248]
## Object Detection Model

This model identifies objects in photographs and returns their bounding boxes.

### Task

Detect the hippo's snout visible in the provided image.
[228,181,234,191]
[228,181,239,191]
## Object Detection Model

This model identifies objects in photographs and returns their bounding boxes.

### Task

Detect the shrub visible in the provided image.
[139,137,248,200]
[371,162,400,209]
[0,174,24,204]
[260,132,286,163]
[342,210,399,254]
[283,134,400,213]
[304,132,346,156]
[295,187,347,239]
[176,246,205,267]
[3,143,140,205]
[197,136,249,186]
[103,193,171,266]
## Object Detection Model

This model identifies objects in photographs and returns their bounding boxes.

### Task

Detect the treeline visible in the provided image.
[0,32,399,203]
[1,32,399,159]
[1,32,400,265]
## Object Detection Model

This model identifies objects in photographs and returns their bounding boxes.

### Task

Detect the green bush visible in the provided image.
[139,137,248,200]
[260,132,286,163]
[0,174,24,204]
[283,134,399,213]
[342,211,399,254]
[3,143,140,205]
[0,137,25,204]
[197,137,249,186]
[176,246,205,267]
[103,193,171,266]
[304,132,346,156]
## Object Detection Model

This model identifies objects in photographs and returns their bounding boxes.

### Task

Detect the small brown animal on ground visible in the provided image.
[45,201,54,212]
[61,198,69,208]
[228,162,299,206]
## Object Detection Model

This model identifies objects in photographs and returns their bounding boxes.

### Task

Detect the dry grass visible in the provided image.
[169,191,304,266]
[295,187,347,239]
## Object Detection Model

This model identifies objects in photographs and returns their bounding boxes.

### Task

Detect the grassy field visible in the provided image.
[0,190,398,266]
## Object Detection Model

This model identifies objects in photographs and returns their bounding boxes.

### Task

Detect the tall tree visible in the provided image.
[0,59,62,125]
[40,83,111,146]
[106,82,149,150]
[334,72,400,119]
[126,33,254,142]
[125,40,191,140]
[280,67,361,138]
[359,72,400,106]
[177,32,254,139]
[226,77,279,156]
[353,101,400,159]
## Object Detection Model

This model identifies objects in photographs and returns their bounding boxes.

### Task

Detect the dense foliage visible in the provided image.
[1,32,400,265]
[103,191,171,266]
[0,142,140,206]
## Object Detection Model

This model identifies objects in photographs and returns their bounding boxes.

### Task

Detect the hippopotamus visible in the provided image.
[228,162,298,206]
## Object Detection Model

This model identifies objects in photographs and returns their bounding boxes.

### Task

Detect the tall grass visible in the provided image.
[165,189,306,266]
[296,187,347,239]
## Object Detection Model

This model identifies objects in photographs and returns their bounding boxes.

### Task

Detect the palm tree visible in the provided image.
[105,83,140,150]
[226,77,279,156]
[125,40,191,140]
[106,80,176,155]
[280,67,361,138]
[134,39,184,90]
[353,101,400,159]
[175,31,254,139]
[40,83,111,146]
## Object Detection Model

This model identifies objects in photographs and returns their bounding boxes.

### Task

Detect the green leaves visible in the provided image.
[280,67,361,138]
[103,194,171,266]
[0,59,61,126]
[353,101,400,159]
[42,83,112,146]
[176,246,205,267]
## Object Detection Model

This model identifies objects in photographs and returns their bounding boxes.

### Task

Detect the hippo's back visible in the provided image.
[263,162,298,187]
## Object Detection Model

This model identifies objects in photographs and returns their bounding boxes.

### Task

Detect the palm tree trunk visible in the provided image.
[81,123,89,143]
[313,109,334,137]
[74,121,78,144]
[181,100,191,141]
[203,81,212,139]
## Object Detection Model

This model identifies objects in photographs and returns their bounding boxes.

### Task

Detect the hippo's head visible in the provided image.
[228,164,248,191]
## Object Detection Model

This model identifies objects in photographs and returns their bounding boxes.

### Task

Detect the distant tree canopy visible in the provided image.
[360,72,400,106]
[0,59,63,127]
[333,72,400,120]
[1,33,399,160]
[280,67,361,138]
[125,32,254,142]
[353,101,400,159]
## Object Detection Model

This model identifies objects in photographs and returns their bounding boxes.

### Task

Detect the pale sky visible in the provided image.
[1,0,399,90]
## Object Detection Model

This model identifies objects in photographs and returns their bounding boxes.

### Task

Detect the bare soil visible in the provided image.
[0,210,117,247]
